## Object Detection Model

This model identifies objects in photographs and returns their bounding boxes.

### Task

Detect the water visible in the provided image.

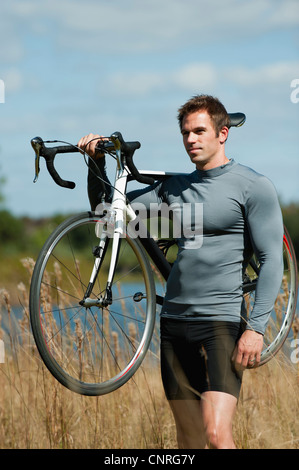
[0,282,165,354]
[1,282,298,352]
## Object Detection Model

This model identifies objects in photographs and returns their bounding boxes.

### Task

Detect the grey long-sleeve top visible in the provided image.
[88,158,284,335]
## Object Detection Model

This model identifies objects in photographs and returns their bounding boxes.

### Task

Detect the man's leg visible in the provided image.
[168,399,206,449]
[160,319,242,448]
[200,391,238,448]
[169,391,238,449]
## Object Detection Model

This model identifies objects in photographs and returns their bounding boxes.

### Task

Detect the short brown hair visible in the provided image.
[177,94,230,136]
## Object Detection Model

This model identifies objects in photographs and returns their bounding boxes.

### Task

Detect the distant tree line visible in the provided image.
[0,204,298,266]
[0,210,67,256]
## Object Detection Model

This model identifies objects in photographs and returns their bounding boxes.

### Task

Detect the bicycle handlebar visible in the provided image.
[109,132,155,185]
[31,136,78,189]
[31,131,155,189]
[31,113,246,189]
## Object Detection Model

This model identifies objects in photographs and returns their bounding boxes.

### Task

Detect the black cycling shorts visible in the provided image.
[160,317,245,400]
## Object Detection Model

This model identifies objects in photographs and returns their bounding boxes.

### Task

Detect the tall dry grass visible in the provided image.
[0,258,298,449]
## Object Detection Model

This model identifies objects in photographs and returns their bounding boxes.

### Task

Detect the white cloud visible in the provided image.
[100,60,299,98]
[268,0,299,27]
[228,61,299,87]
[2,68,23,93]
[173,63,218,91]
[108,72,164,96]
[54,0,299,54]
[2,0,299,58]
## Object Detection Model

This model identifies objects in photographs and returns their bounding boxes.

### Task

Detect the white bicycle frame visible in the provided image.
[81,140,144,307]
[82,139,179,309]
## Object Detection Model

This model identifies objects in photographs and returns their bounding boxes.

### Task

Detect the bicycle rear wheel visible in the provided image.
[29,212,156,395]
[243,226,298,366]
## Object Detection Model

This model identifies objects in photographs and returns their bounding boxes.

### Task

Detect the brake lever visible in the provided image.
[31,136,44,183]
[30,136,76,189]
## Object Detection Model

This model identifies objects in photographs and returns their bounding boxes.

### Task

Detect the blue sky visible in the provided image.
[1,0,299,217]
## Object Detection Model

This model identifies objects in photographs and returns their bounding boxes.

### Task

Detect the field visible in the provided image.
[0,257,298,449]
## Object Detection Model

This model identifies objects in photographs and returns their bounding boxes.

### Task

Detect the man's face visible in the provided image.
[181,110,227,170]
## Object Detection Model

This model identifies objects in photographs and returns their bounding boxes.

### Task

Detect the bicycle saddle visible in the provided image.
[228,113,246,127]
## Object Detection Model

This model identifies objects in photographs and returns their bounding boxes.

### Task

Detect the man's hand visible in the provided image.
[77,133,106,159]
[232,329,264,369]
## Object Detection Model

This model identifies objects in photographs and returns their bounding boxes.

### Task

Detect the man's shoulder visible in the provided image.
[231,162,279,205]
[160,170,196,186]
[230,161,265,182]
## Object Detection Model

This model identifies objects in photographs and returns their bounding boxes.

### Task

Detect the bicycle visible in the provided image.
[29,113,298,396]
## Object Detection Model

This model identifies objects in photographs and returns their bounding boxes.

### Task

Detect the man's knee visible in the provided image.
[205,425,219,448]
[205,424,235,449]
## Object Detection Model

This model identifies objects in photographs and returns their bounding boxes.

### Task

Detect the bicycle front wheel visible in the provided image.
[29,212,156,396]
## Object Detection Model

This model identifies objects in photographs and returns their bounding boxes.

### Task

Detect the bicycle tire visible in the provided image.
[243,226,298,366]
[29,212,156,396]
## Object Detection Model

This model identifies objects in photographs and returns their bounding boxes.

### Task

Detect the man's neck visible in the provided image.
[195,155,229,171]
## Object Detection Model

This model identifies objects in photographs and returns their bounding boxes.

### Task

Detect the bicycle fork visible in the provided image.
[79,168,132,309]
[79,218,113,308]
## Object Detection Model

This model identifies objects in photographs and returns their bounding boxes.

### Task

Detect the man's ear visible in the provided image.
[219,126,229,144]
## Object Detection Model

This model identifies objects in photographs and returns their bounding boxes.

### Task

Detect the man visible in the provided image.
[78,95,283,448]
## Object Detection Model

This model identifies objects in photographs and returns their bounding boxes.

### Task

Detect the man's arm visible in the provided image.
[233,175,284,368]
[78,133,164,211]
[77,134,112,209]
